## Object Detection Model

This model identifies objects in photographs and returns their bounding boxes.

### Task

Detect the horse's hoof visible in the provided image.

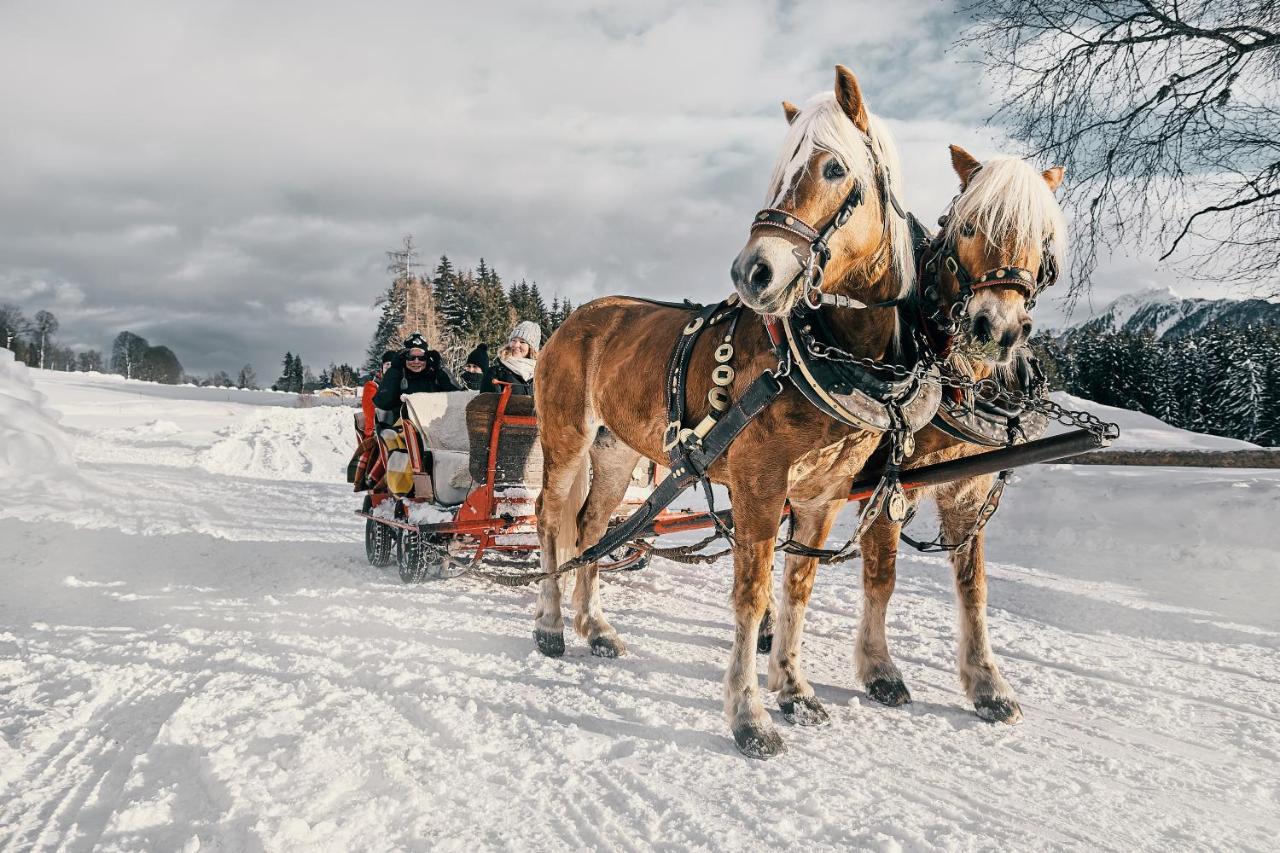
[780,695,831,727]
[866,678,912,707]
[975,695,1023,724]
[757,632,773,655]
[732,722,786,760]
[589,634,627,658]
[534,629,565,658]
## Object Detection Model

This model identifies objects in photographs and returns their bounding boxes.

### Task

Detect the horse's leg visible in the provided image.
[936,475,1022,723]
[570,436,641,658]
[533,421,594,658]
[767,497,843,726]
[856,499,917,707]
[757,596,776,654]
[724,465,791,759]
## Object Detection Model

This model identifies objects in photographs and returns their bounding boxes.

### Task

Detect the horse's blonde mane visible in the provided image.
[945,156,1067,272]
[764,93,915,299]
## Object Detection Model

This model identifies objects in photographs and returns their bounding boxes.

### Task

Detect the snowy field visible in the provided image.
[3,353,1279,851]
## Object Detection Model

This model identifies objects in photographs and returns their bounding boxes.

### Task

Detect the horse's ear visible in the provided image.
[782,100,800,125]
[949,144,982,189]
[834,65,870,133]
[1042,166,1065,192]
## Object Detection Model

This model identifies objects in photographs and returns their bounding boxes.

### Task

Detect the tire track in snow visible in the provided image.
[0,667,198,853]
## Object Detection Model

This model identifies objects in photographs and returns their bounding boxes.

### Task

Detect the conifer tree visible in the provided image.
[528,282,549,331]
[291,354,305,392]
[366,236,443,369]
[1225,352,1267,443]
[278,352,294,391]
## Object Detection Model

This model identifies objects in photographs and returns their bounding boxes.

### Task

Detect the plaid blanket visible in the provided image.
[347,435,383,492]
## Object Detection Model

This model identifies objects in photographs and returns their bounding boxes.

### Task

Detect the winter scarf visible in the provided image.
[499,355,536,381]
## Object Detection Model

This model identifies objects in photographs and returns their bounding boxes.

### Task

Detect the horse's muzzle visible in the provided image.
[731,244,798,315]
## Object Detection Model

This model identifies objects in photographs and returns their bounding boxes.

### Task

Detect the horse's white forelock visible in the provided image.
[764,93,915,299]
[945,156,1067,271]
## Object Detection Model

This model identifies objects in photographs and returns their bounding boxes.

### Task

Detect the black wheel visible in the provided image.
[397,530,446,583]
[363,495,395,567]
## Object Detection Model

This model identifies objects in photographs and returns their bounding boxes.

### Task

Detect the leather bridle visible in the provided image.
[919,215,1059,336]
[748,156,907,312]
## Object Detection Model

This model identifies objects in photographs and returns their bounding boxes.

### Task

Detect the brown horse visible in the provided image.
[532,66,919,758]
[851,148,1066,722]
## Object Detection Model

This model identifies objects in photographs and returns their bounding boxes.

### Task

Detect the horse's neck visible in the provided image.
[823,269,900,361]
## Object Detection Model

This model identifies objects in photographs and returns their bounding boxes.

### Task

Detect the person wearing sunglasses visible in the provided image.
[370,333,463,498]
[372,333,462,422]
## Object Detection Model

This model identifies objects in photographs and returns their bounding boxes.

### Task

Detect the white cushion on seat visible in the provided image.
[404,391,477,453]
[403,391,478,505]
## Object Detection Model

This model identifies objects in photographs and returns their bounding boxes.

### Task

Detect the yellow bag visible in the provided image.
[380,428,414,497]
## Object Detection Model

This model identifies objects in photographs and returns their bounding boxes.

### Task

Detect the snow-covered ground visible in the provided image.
[2,358,1278,851]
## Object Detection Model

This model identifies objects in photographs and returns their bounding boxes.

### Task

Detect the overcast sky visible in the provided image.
[0,0,1218,376]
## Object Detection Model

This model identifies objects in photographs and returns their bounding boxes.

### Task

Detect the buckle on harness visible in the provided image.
[662,420,681,452]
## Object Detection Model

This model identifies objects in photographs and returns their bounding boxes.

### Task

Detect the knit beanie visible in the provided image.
[509,321,542,353]
[465,343,490,371]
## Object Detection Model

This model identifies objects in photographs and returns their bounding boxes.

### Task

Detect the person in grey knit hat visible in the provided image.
[481,320,541,396]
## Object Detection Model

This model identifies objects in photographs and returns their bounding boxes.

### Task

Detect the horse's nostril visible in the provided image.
[1021,320,1033,339]
[972,314,993,343]
[749,261,773,290]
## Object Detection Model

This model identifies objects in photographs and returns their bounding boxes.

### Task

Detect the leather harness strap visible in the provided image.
[663,301,722,461]
[575,347,787,569]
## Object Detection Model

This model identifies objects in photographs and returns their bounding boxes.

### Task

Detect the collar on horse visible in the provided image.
[932,350,1051,447]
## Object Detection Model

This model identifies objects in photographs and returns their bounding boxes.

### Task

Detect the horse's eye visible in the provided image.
[823,160,847,181]
[959,222,976,237]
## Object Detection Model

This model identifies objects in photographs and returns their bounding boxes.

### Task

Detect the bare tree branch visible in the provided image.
[960,0,1280,294]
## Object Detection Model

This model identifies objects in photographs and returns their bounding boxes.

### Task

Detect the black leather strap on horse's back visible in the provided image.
[663,298,742,468]
[618,295,707,312]
[663,301,720,466]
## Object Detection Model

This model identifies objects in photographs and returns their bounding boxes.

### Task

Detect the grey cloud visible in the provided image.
[0,0,1174,376]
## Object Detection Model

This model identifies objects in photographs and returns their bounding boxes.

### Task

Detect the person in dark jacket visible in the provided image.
[373,334,461,426]
[461,343,489,391]
[481,321,540,396]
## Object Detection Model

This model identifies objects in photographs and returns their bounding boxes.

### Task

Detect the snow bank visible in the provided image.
[33,368,356,409]
[199,406,356,483]
[0,348,80,495]
[1048,392,1258,450]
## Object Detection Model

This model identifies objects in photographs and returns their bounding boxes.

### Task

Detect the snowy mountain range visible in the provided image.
[1061,287,1280,340]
